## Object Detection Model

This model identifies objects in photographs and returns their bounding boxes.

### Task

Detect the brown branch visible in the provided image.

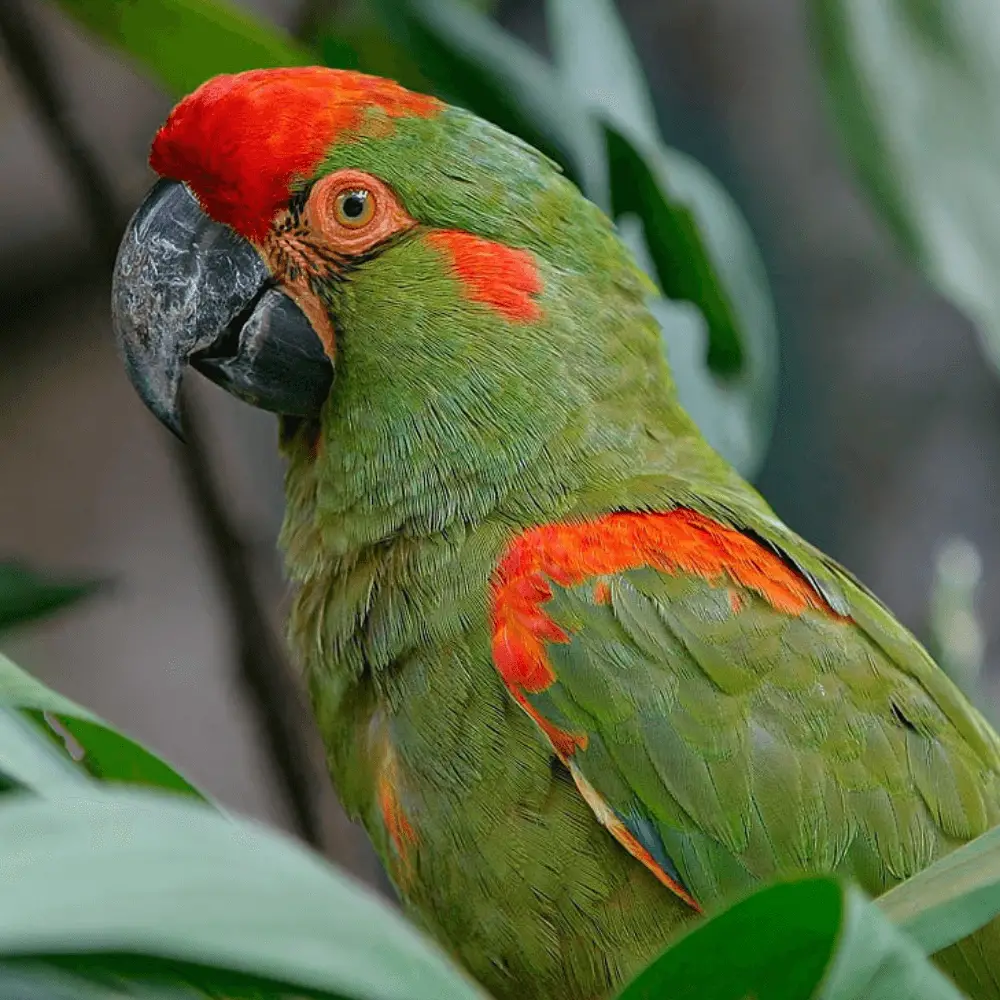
[0,0,121,263]
[174,393,330,849]
[0,0,334,852]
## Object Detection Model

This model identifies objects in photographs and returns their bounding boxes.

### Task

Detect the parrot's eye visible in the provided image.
[334,189,375,229]
[300,169,416,256]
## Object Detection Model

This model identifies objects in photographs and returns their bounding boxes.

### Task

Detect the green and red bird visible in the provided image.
[113,67,1000,999]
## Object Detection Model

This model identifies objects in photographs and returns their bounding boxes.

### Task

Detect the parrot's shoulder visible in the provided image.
[729,501,1000,774]
[488,500,1000,908]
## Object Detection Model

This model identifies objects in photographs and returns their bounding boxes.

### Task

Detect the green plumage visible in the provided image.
[274,103,1000,999]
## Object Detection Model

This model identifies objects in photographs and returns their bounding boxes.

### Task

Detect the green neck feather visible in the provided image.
[276,106,742,690]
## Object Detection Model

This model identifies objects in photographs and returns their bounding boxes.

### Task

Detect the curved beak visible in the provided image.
[112,179,333,437]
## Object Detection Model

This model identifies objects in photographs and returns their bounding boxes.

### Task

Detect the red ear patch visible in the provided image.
[150,67,442,243]
[426,230,543,322]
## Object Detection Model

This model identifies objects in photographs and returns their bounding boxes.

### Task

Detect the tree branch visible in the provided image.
[0,0,121,263]
[175,393,330,849]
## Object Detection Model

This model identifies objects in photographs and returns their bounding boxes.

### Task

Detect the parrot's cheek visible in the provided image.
[112,179,333,437]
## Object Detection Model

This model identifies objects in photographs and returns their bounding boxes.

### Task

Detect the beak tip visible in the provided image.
[153,403,186,442]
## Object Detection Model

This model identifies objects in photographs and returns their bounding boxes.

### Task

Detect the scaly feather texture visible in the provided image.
[152,68,1000,999]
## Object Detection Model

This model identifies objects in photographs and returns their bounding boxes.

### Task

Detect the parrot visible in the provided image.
[111,66,1000,1000]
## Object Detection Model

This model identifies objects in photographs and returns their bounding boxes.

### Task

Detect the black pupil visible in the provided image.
[342,191,368,219]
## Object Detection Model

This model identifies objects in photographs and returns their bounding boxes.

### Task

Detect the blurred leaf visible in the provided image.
[0,963,208,1000]
[0,789,484,1000]
[379,0,607,200]
[618,218,758,468]
[0,706,88,793]
[927,536,986,708]
[543,0,777,472]
[612,145,778,475]
[879,821,1000,957]
[545,0,751,377]
[605,129,746,378]
[546,0,659,148]
[52,0,310,96]
[617,877,962,1000]
[811,0,1000,372]
[817,887,965,999]
[0,653,204,799]
[0,561,99,631]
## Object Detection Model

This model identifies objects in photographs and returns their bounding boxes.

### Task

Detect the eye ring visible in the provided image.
[334,188,376,229]
[303,169,416,253]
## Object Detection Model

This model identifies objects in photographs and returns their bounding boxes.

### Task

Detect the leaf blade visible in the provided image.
[0,562,100,631]
[616,877,963,1000]
[878,822,1000,956]
[0,654,204,799]
[0,707,88,793]
[811,0,1000,371]
[612,140,779,475]
[52,0,310,96]
[545,0,660,146]
[0,789,483,1000]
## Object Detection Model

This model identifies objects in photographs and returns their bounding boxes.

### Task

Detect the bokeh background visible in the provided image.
[2,0,997,885]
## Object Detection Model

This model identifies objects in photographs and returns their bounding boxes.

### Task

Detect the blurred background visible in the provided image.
[1,0,997,887]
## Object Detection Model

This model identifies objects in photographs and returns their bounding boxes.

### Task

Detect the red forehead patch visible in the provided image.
[149,67,442,243]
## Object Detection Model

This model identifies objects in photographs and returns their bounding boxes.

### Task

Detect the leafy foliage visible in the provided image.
[811,0,1000,373]
[0,653,203,798]
[880,820,1000,957]
[0,789,484,1000]
[618,878,963,1000]
[0,561,100,631]
[51,0,310,95]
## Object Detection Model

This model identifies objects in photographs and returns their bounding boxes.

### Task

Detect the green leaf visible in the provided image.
[811,0,1000,372]
[546,0,659,149]
[818,885,964,1000]
[0,706,88,793]
[615,162,777,478]
[0,562,99,631]
[618,216,758,464]
[0,963,206,1000]
[0,652,99,719]
[0,654,204,799]
[605,127,761,381]
[543,0,753,377]
[0,789,484,1000]
[878,821,1000,956]
[617,877,962,1000]
[381,0,607,200]
[52,0,310,96]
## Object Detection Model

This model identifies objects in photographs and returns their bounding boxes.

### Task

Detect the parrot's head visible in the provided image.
[115,67,677,537]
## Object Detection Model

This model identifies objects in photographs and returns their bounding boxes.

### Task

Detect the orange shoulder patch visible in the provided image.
[491,509,840,711]
[489,510,841,914]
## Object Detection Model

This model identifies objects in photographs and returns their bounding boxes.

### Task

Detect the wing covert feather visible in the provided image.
[490,510,1000,910]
